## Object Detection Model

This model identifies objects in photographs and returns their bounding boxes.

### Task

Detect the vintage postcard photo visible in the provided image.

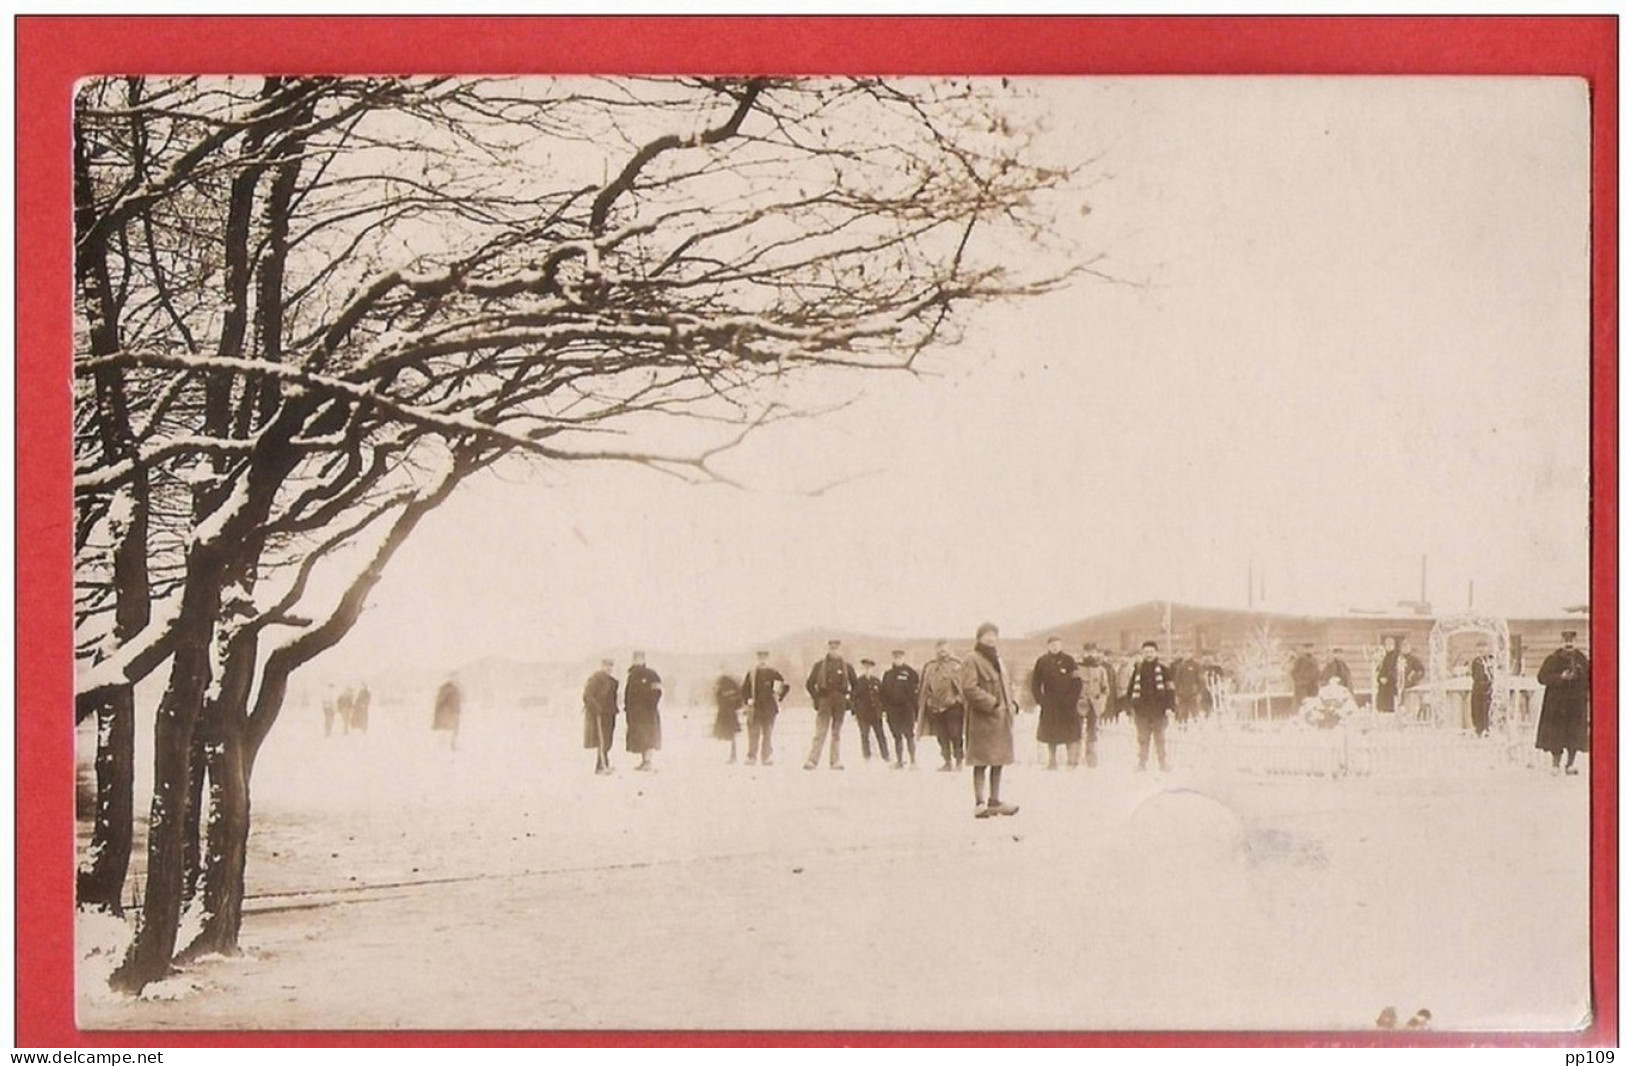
[46,25,1605,1042]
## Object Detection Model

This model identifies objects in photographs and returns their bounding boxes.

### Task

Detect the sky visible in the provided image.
[315,76,1593,676]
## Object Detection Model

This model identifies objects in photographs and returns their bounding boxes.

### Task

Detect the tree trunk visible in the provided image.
[107,608,214,994]
[177,713,250,962]
[76,685,135,914]
[75,81,152,919]
[178,623,261,960]
[181,727,209,903]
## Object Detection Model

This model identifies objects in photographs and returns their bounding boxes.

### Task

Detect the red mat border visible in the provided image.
[15,14,1618,1049]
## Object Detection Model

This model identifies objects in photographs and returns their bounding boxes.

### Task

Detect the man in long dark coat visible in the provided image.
[624,651,663,772]
[712,671,745,764]
[961,622,1019,818]
[804,639,856,770]
[351,683,371,734]
[1468,643,1494,737]
[1030,636,1083,769]
[852,658,891,763]
[1537,630,1590,775]
[1376,637,1401,713]
[583,658,619,775]
[432,677,462,750]
[337,686,355,735]
[1124,640,1175,772]
[1173,653,1205,725]
[880,649,921,769]
[1290,645,1321,707]
[1398,638,1426,713]
[740,650,788,766]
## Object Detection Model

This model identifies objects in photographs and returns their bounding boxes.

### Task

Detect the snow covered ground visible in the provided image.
[77,699,1592,1033]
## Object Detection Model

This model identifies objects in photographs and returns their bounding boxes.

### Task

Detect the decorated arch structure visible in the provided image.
[1425,612,1512,731]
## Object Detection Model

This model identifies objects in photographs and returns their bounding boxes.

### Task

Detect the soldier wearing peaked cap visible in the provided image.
[583,658,619,775]
[852,657,890,763]
[1537,630,1590,775]
[880,649,922,769]
[804,639,856,770]
[740,650,789,766]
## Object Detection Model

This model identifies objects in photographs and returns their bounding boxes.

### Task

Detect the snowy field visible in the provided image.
[77,699,1592,1033]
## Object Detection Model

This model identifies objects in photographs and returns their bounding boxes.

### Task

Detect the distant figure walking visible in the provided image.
[321,685,337,737]
[583,659,620,775]
[432,678,462,750]
[853,658,890,763]
[1536,630,1590,775]
[880,649,921,769]
[624,651,663,772]
[1124,640,1175,772]
[351,683,371,734]
[1031,636,1082,769]
[919,640,966,771]
[740,651,789,766]
[712,671,746,764]
[337,686,356,735]
[804,639,856,771]
[961,622,1019,819]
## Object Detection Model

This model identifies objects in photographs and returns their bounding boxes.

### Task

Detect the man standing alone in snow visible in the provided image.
[961,622,1020,819]
[624,651,663,772]
[880,649,922,769]
[740,650,789,766]
[1124,641,1176,772]
[1536,629,1590,775]
[1031,635,1083,769]
[852,658,890,763]
[805,639,856,770]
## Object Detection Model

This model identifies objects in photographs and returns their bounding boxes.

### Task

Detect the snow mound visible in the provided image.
[76,907,133,960]
[138,975,204,1002]
[75,908,136,1010]
[1124,787,1248,862]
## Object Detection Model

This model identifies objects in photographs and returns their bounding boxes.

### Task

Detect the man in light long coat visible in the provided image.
[1077,643,1113,768]
[960,622,1019,819]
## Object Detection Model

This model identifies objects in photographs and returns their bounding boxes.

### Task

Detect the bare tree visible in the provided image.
[72,75,1080,993]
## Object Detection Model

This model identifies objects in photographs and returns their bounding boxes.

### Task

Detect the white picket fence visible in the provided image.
[1169,719,1541,777]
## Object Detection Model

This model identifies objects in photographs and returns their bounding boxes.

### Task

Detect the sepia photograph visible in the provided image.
[17,13,1615,1049]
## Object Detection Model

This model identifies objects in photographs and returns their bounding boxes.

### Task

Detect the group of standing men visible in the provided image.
[712,650,792,765]
[796,636,994,778]
[713,629,1022,817]
[574,626,1592,805]
[582,652,665,775]
[321,683,372,736]
[751,626,1187,814]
